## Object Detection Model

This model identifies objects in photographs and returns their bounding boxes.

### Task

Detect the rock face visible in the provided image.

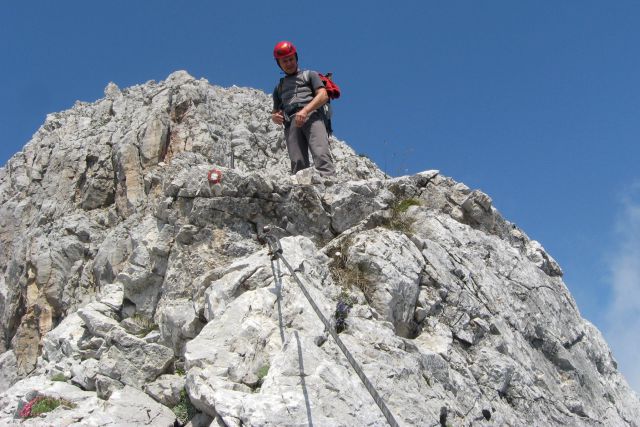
[0,70,638,426]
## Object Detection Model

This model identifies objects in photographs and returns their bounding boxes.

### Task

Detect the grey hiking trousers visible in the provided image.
[284,112,335,177]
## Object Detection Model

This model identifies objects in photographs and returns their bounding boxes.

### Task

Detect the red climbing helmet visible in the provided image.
[273,41,297,59]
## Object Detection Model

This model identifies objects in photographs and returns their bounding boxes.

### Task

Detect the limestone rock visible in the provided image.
[144,374,186,407]
[343,227,425,337]
[83,385,176,425]
[0,71,638,426]
[0,351,18,394]
[0,377,102,425]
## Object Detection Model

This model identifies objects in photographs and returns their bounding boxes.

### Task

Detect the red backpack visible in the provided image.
[319,72,341,100]
[317,72,339,135]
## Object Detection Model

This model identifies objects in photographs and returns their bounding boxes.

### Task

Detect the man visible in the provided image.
[271,41,335,177]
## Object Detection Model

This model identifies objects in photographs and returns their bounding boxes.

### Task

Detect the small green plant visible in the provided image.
[19,395,75,419]
[50,373,67,382]
[175,367,186,376]
[257,364,270,383]
[395,198,421,213]
[172,389,197,424]
[31,397,63,417]
[384,198,421,234]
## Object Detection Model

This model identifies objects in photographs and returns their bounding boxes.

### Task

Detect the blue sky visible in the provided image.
[1,1,639,390]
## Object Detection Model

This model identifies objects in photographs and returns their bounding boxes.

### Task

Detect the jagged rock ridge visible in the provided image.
[0,70,638,426]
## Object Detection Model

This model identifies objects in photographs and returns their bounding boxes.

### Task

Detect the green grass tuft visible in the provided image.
[257,364,270,382]
[172,389,197,424]
[30,397,62,417]
[21,396,75,418]
[50,373,67,382]
[395,198,421,213]
[383,198,421,234]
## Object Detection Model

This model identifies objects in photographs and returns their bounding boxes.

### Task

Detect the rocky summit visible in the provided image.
[0,70,638,426]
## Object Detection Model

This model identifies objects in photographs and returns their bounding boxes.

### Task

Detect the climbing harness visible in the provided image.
[261,226,400,427]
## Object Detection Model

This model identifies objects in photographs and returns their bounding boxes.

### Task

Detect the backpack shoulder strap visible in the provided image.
[303,69,316,96]
[277,77,285,99]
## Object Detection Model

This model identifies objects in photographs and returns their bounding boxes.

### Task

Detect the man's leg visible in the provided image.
[284,124,310,174]
[305,115,335,176]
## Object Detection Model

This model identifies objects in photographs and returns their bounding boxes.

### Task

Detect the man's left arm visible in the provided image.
[295,87,328,128]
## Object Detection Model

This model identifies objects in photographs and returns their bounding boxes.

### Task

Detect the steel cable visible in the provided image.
[264,232,400,427]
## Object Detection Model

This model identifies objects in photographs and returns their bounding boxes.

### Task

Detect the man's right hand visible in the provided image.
[272,111,284,125]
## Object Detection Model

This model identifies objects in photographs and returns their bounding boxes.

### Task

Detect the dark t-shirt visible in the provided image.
[272,69,324,112]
